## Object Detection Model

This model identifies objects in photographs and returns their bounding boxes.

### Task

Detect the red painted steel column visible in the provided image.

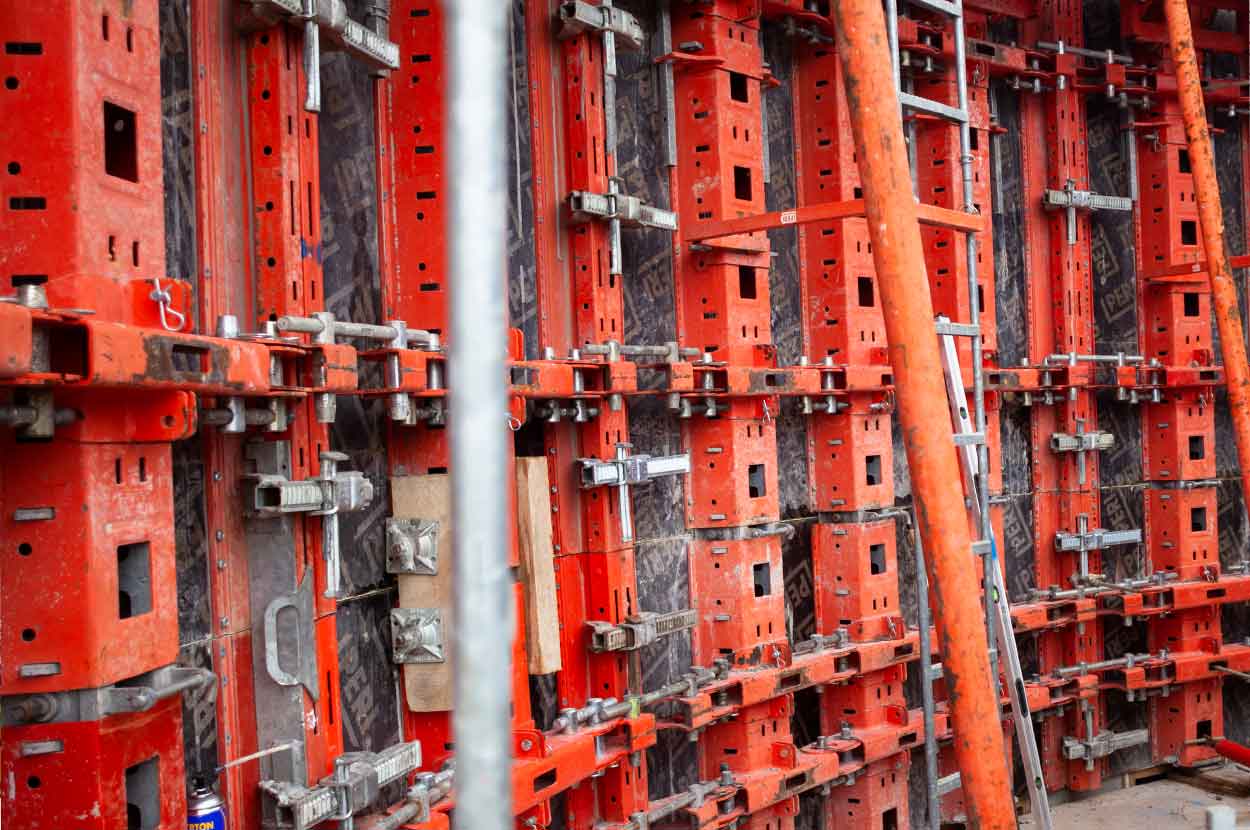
[1162,0,1250,518]
[191,1,260,824]
[828,0,1015,826]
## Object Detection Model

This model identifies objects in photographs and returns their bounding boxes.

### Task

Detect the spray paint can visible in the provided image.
[187,779,227,830]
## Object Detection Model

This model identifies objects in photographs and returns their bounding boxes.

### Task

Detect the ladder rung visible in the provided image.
[905,0,962,16]
[953,432,985,447]
[971,540,991,556]
[937,772,961,796]
[899,92,968,124]
[935,320,980,337]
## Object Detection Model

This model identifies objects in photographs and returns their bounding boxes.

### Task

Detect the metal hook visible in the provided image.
[149,277,186,332]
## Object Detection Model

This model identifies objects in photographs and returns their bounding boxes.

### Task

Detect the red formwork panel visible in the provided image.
[684,409,781,529]
[1146,486,1219,581]
[690,536,787,667]
[792,42,887,368]
[0,0,167,320]
[823,755,910,830]
[912,54,998,359]
[0,440,178,693]
[0,2,190,825]
[813,521,904,642]
[807,411,894,513]
[2,697,187,830]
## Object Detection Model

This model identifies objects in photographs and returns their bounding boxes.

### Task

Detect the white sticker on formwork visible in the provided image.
[780,210,797,225]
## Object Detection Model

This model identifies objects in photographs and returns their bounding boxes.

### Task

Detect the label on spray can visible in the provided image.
[187,782,227,830]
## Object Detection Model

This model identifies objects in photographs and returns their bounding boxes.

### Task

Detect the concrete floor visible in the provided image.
[1018,766,1250,829]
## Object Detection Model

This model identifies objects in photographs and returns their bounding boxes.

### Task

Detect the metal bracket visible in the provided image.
[245,0,400,110]
[556,1,645,50]
[1054,525,1142,553]
[1050,431,1115,454]
[260,741,421,830]
[579,443,690,543]
[386,518,440,575]
[1050,417,1115,486]
[263,570,321,701]
[570,179,678,276]
[1062,727,1149,762]
[588,609,698,652]
[1043,178,1133,245]
[390,608,446,664]
[1,665,215,726]
[569,188,678,232]
[245,442,375,598]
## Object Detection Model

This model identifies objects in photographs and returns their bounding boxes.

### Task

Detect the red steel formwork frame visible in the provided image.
[4,2,1250,830]
[0,3,196,827]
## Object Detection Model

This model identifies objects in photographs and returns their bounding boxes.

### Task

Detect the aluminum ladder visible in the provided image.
[881,0,1054,825]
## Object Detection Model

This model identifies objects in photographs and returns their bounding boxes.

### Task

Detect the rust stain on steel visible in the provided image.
[746,370,793,393]
[139,334,242,389]
[1163,0,1250,525]
[830,0,1016,826]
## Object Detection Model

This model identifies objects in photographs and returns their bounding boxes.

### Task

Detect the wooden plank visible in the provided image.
[392,474,453,712]
[515,457,562,675]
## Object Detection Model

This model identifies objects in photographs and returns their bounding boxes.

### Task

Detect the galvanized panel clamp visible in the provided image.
[245,441,376,598]
[579,442,690,542]
[243,0,401,111]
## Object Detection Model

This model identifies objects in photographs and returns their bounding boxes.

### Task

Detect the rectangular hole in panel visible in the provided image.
[125,756,160,830]
[729,71,749,102]
[171,344,209,373]
[1189,435,1205,460]
[883,807,899,830]
[104,102,138,182]
[865,455,882,485]
[419,282,441,292]
[117,541,152,618]
[857,276,874,307]
[733,166,752,201]
[1183,292,1200,316]
[5,42,43,55]
[1191,506,1207,532]
[869,543,887,575]
[532,768,557,792]
[9,197,46,210]
[1181,220,1198,246]
[738,265,756,299]
[1197,719,1212,739]
[748,463,765,498]
[752,562,771,597]
[1178,149,1191,174]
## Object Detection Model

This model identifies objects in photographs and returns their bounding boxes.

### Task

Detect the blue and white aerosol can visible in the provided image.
[187,779,227,830]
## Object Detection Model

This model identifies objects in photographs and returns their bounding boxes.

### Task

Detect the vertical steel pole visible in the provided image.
[912,520,942,830]
[448,4,513,830]
[829,0,1016,826]
[1163,0,1250,522]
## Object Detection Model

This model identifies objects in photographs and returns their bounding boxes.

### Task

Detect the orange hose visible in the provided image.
[828,0,1016,826]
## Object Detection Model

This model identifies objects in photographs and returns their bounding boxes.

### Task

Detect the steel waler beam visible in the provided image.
[828,0,1015,826]
[1161,0,1250,522]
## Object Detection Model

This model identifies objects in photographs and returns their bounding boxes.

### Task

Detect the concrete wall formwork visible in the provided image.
[139,0,1250,827]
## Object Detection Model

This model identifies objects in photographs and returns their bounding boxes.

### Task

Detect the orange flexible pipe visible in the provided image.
[1163,0,1250,519]
[828,0,1016,826]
